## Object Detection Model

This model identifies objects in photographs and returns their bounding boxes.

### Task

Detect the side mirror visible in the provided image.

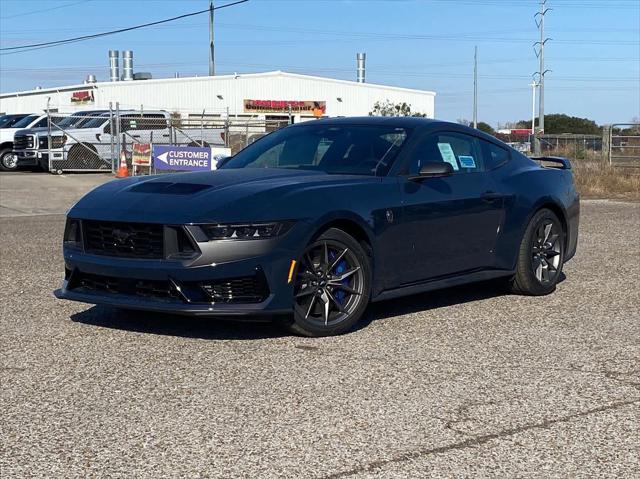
[215,155,233,169]
[408,161,453,181]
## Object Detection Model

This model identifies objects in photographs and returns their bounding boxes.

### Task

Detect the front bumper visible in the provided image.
[15,149,47,167]
[55,226,308,317]
[15,149,38,166]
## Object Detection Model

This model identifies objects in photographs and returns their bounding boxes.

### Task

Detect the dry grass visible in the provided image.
[571,160,640,201]
[541,146,640,201]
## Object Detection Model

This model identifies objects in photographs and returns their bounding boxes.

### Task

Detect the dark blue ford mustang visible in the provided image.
[55,117,579,336]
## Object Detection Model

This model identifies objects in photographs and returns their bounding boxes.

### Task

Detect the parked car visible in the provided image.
[22,111,225,173]
[0,114,33,129]
[55,117,580,337]
[0,113,40,171]
[14,110,107,170]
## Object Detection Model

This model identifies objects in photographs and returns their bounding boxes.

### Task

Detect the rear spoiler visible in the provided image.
[530,156,572,170]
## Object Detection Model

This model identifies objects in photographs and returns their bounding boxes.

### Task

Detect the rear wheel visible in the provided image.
[0,148,19,171]
[510,208,565,295]
[288,228,371,337]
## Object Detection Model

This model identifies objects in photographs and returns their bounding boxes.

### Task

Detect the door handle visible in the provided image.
[481,191,502,203]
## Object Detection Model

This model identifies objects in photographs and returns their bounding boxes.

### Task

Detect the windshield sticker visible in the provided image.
[458,155,476,168]
[437,143,459,171]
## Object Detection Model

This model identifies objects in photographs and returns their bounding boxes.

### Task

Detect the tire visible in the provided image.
[0,148,19,171]
[510,208,565,295]
[68,144,103,170]
[286,228,372,337]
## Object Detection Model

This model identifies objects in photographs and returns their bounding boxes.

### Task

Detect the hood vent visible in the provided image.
[129,182,213,195]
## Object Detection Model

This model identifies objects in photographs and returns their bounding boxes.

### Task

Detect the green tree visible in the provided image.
[369,100,427,117]
[515,114,601,134]
[477,122,495,135]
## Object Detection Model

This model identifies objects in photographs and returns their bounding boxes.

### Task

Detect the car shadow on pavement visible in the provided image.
[70,274,566,338]
[358,273,566,330]
[70,306,288,340]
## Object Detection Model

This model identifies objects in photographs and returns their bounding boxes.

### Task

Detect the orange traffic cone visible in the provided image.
[116,149,129,178]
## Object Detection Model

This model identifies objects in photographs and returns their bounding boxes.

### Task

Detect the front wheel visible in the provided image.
[510,208,565,295]
[0,148,19,171]
[288,228,372,337]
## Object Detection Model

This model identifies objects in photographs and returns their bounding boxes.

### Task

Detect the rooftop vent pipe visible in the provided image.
[356,52,366,83]
[108,50,120,82]
[122,50,134,81]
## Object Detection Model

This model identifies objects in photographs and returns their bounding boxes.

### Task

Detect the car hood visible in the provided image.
[0,127,24,141]
[13,127,50,136]
[70,168,376,223]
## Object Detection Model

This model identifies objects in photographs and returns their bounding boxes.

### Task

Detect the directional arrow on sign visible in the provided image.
[157,152,169,164]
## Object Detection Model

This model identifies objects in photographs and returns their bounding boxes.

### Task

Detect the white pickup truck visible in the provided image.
[13,111,103,170]
[16,111,226,172]
[0,114,42,171]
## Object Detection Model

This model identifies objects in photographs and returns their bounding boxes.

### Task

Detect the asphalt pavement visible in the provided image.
[0,172,638,478]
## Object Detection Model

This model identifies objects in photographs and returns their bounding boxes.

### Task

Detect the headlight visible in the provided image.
[201,221,294,241]
[63,218,82,249]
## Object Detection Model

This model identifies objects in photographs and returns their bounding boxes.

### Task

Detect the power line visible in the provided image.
[0,0,248,54]
[0,0,93,20]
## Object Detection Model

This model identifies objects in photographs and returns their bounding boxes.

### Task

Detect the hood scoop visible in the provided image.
[129,182,213,195]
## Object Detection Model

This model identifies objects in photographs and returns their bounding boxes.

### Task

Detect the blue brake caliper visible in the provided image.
[330,251,348,305]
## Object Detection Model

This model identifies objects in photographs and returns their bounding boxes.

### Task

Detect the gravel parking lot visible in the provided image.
[1,172,638,478]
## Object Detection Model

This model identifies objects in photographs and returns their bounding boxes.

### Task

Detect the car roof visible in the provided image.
[308,116,445,128]
[296,116,513,149]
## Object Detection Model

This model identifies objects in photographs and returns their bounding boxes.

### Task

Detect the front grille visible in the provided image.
[83,220,164,259]
[72,271,179,301]
[14,135,33,150]
[201,275,269,303]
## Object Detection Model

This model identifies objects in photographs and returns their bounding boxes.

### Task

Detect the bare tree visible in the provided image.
[370,100,427,117]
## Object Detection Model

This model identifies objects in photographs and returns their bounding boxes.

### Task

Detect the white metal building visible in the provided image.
[0,70,436,122]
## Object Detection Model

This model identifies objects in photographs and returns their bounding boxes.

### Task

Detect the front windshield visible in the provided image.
[224,124,411,176]
[12,115,39,128]
[57,115,86,128]
[0,115,25,128]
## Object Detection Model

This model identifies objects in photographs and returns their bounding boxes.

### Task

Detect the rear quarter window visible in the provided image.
[482,140,511,170]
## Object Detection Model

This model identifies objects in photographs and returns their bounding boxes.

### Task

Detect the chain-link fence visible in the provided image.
[25,107,291,174]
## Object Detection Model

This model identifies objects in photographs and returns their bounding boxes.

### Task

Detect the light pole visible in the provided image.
[208,0,215,76]
[473,46,478,129]
[530,79,539,136]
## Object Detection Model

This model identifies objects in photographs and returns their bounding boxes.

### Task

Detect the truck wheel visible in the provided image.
[68,145,103,170]
[0,148,19,171]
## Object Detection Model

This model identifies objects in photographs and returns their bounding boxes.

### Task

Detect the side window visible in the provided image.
[33,118,49,128]
[482,140,511,170]
[120,115,139,132]
[409,132,485,175]
[138,115,169,130]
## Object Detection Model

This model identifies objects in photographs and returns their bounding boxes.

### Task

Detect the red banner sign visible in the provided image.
[71,90,94,104]
[244,99,326,115]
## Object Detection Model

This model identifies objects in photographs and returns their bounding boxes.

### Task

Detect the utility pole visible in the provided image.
[208,0,215,76]
[534,0,551,136]
[473,46,478,129]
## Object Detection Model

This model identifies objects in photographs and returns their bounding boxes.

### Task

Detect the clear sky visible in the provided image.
[1,0,638,127]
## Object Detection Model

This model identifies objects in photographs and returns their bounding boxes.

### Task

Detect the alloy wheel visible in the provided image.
[294,240,365,327]
[531,219,562,285]
[2,153,18,170]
